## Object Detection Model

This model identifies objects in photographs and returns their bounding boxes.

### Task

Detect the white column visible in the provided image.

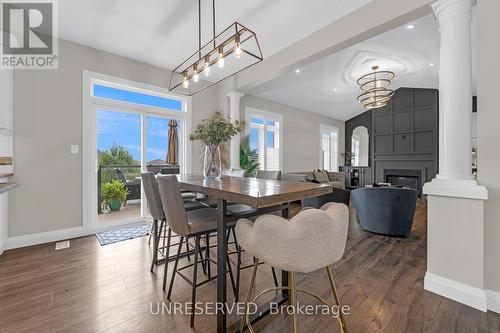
[434,0,474,181]
[423,0,488,312]
[226,91,244,170]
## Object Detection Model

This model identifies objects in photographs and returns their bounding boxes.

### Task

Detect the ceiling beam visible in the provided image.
[233,0,433,92]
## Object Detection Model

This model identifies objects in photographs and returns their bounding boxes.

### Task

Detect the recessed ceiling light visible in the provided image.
[295,68,301,73]
[429,62,435,67]
[406,24,415,30]
[333,88,338,92]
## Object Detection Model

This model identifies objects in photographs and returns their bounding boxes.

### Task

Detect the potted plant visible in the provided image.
[240,134,260,177]
[341,152,356,166]
[101,180,129,211]
[190,111,243,179]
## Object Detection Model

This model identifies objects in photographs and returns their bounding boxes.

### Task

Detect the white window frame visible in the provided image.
[319,124,339,172]
[245,107,283,172]
[82,70,192,232]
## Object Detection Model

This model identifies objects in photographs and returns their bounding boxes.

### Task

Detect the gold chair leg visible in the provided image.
[326,266,347,333]
[289,272,298,333]
[241,259,259,333]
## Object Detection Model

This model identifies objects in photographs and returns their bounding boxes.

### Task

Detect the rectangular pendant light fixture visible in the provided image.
[168,0,263,96]
[169,22,263,96]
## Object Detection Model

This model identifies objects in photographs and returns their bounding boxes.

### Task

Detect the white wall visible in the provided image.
[477,0,500,298]
[238,95,345,173]
[9,39,222,237]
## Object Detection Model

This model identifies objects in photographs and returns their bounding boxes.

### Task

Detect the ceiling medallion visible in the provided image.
[357,65,395,109]
[169,0,263,96]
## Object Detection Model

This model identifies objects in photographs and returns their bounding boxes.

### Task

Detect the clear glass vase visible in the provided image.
[203,144,222,179]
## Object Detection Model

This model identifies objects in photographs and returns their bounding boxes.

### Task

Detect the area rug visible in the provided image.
[96,223,152,246]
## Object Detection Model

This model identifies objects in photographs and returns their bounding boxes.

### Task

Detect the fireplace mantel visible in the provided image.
[383,168,426,196]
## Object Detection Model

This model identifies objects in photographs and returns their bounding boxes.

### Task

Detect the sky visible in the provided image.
[95,84,182,164]
[97,111,181,164]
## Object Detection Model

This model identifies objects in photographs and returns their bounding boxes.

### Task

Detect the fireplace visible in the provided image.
[383,168,423,197]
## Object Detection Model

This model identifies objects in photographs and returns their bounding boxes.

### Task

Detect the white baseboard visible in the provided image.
[3,219,151,252]
[5,226,87,250]
[424,271,487,311]
[486,289,500,314]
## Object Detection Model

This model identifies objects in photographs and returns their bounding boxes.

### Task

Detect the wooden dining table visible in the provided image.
[176,174,333,333]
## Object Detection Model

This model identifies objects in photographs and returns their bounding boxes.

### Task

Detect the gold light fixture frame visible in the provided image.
[357,65,395,109]
[169,0,263,96]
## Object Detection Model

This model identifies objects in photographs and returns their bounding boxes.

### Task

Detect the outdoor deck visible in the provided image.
[99,202,141,223]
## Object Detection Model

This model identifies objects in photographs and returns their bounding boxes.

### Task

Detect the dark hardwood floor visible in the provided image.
[1,200,499,332]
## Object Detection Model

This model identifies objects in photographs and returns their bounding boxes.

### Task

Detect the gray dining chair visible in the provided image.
[223,168,247,177]
[157,175,238,328]
[255,170,282,180]
[227,170,281,215]
[231,170,283,302]
[141,172,206,273]
[197,168,247,208]
[236,202,349,333]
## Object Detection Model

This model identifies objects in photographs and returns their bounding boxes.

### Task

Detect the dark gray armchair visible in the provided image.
[114,168,141,201]
[301,188,351,208]
[351,187,417,236]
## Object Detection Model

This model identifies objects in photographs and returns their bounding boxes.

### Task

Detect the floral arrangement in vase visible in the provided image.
[190,111,243,178]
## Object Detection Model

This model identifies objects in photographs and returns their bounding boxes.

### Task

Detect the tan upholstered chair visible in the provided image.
[223,168,247,177]
[157,175,239,328]
[255,170,281,180]
[141,172,205,272]
[235,202,349,333]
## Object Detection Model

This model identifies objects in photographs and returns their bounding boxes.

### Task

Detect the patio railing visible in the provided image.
[97,164,180,214]
[98,165,141,214]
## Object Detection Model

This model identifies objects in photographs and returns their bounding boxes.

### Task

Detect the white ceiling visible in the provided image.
[249,13,477,121]
[58,0,371,71]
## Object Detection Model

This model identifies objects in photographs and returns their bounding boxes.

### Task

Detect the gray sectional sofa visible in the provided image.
[284,171,346,189]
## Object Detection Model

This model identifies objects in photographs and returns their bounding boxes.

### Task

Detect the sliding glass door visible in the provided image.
[97,109,143,224]
[84,73,189,230]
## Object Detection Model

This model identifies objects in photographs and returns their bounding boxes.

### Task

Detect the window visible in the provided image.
[247,109,282,171]
[93,83,183,111]
[320,125,339,171]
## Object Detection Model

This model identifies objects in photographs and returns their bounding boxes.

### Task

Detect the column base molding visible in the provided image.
[424,271,487,312]
[423,178,488,200]
[486,289,500,314]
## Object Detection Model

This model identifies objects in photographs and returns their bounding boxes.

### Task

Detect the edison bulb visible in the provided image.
[217,55,225,68]
[193,71,199,83]
[235,44,242,58]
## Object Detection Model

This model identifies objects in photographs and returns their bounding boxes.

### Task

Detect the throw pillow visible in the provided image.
[305,172,315,182]
[313,169,330,183]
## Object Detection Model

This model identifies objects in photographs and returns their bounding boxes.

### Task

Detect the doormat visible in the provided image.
[96,223,151,246]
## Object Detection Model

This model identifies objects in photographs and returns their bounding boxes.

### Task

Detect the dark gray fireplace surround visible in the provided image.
[383,168,425,197]
[345,87,439,195]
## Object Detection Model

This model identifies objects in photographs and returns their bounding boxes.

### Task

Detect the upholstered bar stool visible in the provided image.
[235,202,349,333]
[231,170,283,301]
[255,170,281,180]
[141,172,206,273]
[157,175,238,328]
